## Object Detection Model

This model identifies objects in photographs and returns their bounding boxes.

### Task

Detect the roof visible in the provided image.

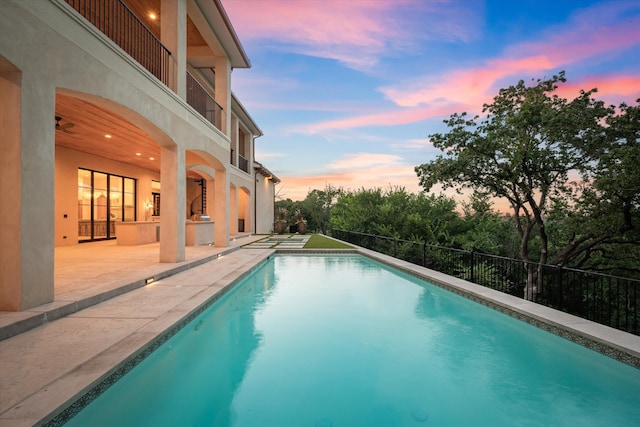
[254,161,281,184]
[192,0,251,69]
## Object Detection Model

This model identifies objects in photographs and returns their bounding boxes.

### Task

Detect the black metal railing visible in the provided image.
[64,0,175,87]
[186,72,223,130]
[238,155,249,173]
[331,229,639,335]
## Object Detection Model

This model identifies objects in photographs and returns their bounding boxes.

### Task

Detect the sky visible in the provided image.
[222,0,640,203]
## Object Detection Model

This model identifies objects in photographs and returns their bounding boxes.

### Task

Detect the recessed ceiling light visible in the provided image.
[149,157,155,160]
[149,12,157,20]
[136,153,141,156]
[105,134,112,138]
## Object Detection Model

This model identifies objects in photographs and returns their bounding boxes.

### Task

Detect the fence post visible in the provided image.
[394,238,398,258]
[422,241,427,267]
[558,266,563,310]
[470,250,475,283]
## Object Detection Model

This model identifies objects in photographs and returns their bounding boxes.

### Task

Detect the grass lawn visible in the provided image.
[304,234,353,249]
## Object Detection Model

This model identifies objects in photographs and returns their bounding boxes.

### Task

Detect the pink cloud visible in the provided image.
[292,71,640,137]
[292,71,640,135]
[222,0,480,70]
[292,103,462,134]
[381,55,554,108]
[274,152,422,200]
[555,75,640,104]
[327,153,404,170]
[277,168,423,202]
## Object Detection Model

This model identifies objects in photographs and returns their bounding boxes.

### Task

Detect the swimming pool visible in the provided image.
[62,254,640,426]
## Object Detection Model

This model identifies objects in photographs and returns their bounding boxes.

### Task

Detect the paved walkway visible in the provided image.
[242,234,311,249]
[0,236,274,426]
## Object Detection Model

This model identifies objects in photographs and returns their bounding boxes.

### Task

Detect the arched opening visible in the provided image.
[187,151,228,247]
[55,92,172,246]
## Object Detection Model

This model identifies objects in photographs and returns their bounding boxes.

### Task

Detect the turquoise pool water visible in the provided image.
[65,255,640,426]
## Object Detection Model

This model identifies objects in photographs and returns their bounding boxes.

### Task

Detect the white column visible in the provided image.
[0,70,55,310]
[214,55,231,137]
[213,168,229,247]
[230,115,238,165]
[161,0,187,98]
[159,144,186,262]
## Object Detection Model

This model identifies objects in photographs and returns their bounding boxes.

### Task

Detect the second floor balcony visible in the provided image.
[187,72,223,130]
[63,0,230,133]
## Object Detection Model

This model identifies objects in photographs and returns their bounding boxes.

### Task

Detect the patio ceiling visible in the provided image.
[55,94,162,174]
[55,95,210,179]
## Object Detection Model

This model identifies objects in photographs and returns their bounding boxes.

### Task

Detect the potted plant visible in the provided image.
[275,207,288,234]
[294,209,307,235]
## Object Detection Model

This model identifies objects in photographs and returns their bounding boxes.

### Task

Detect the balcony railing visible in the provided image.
[238,155,249,173]
[186,72,223,130]
[64,0,174,87]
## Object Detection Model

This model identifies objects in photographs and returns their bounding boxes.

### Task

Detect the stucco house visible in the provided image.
[0,0,280,311]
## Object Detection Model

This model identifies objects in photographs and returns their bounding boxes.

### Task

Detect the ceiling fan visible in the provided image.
[55,116,75,134]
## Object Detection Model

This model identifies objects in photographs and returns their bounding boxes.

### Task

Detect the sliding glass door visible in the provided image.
[78,169,136,242]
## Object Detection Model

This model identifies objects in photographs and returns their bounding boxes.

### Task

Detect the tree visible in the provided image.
[329,187,385,234]
[329,186,461,244]
[415,72,637,299]
[300,184,343,234]
[547,100,640,277]
[457,192,519,257]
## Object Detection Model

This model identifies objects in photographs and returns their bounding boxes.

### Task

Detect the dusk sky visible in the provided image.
[222,0,640,202]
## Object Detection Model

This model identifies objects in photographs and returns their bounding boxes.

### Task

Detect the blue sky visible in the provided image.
[222,0,640,201]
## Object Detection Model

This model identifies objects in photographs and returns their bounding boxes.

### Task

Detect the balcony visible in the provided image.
[64,0,174,87]
[63,0,224,132]
[186,72,223,130]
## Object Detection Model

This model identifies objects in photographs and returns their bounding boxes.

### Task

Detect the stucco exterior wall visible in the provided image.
[255,174,277,234]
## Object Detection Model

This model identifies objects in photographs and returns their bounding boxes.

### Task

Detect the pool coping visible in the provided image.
[30,247,640,425]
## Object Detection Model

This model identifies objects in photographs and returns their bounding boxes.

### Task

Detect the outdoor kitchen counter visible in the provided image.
[116,221,160,245]
[185,220,214,246]
[116,221,214,246]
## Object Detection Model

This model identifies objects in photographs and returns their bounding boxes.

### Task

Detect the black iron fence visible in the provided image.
[331,229,639,335]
